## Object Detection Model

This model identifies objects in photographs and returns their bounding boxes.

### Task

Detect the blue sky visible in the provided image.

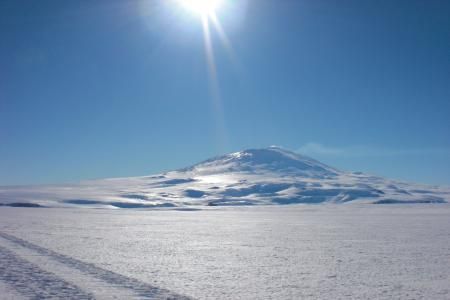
[1,0,449,185]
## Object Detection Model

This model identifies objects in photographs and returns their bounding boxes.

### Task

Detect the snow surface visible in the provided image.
[0,205,449,299]
[0,147,449,208]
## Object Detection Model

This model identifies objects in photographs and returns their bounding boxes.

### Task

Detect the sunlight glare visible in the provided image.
[180,0,223,16]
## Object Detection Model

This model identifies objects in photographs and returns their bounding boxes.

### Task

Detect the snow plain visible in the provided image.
[1,204,449,299]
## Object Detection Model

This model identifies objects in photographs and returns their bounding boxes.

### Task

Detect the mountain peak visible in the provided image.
[183,146,339,178]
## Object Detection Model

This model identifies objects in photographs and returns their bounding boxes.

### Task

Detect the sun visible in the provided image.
[180,0,223,16]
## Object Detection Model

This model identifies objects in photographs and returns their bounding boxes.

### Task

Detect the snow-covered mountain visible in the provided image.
[1,146,449,208]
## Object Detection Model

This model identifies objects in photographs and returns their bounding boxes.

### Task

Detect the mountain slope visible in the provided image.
[0,147,449,208]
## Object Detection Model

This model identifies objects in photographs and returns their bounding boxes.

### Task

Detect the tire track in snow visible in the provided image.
[0,245,94,299]
[0,232,193,300]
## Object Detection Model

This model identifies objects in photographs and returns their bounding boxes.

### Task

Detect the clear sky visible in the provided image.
[1,0,449,185]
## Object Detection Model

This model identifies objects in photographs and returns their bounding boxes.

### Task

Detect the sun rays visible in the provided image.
[177,0,237,150]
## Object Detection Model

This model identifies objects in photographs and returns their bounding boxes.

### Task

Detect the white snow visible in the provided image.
[1,148,448,299]
[0,147,448,208]
[0,205,449,299]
